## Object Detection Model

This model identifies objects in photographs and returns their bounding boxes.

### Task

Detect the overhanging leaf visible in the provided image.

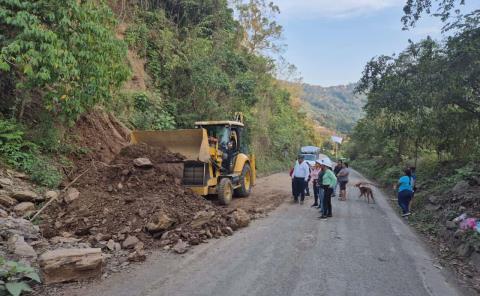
[5,282,32,296]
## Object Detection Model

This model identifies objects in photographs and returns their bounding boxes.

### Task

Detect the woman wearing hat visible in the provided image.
[319,159,337,219]
[310,160,324,208]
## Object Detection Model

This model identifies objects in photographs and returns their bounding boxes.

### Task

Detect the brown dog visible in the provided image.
[355,182,375,204]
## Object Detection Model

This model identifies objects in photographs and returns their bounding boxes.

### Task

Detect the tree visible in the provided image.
[402,0,479,30]
[0,0,130,121]
[233,0,283,54]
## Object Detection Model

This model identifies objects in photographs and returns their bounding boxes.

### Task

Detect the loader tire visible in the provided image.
[234,163,252,198]
[218,178,233,205]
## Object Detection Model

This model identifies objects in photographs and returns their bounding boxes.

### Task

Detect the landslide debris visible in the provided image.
[40,144,249,258]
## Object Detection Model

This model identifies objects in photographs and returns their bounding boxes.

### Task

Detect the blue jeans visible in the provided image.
[318,187,325,211]
[398,190,413,215]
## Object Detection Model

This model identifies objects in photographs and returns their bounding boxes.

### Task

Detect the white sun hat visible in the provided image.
[320,158,333,169]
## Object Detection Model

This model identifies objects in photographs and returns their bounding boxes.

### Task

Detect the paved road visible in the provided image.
[69,171,462,296]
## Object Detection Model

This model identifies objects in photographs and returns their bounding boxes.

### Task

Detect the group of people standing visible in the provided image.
[291,155,419,220]
[291,156,350,219]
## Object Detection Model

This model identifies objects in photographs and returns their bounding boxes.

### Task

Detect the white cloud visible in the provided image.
[274,0,404,19]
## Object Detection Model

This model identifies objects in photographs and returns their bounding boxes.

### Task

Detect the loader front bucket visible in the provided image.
[130,129,211,162]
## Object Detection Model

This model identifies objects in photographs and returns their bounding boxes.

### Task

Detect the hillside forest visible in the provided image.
[0,0,323,187]
[348,0,480,180]
[301,83,366,133]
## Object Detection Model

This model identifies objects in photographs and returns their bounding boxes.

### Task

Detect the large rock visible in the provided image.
[13,202,35,216]
[7,170,27,179]
[232,209,250,228]
[173,239,188,254]
[0,178,13,187]
[45,191,59,200]
[64,188,80,203]
[50,236,81,245]
[11,190,39,202]
[0,209,8,218]
[427,196,439,205]
[146,213,176,233]
[133,158,153,168]
[452,180,470,195]
[7,235,37,258]
[0,217,40,240]
[470,252,480,269]
[128,250,146,262]
[446,220,457,230]
[191,211,215,229]
[457,243,474,258]
[122,235,140,249]
[39,248,104,284]
[0,195,18,207]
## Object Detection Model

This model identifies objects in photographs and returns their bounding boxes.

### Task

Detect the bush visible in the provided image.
[0,119,62,188]
[0,257,41,296]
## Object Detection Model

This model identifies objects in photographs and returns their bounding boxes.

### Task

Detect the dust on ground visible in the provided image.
[229,173,291,215]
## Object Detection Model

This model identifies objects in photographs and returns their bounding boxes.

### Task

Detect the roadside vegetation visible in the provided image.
[348,0,480,289]
[348,0,480,202]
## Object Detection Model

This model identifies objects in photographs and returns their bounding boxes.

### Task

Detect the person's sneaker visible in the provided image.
[311,204,318,207]
[401,212,411,217]
[327,214,332,217]
[318,215,328,219]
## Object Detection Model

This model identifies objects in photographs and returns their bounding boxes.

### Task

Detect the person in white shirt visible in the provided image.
[292,155,310,204]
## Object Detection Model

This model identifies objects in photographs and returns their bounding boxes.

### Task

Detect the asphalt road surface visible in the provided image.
[68,171,463,296]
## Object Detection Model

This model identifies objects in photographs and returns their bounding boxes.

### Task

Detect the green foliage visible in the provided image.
[0,257,41,296]
[0,119,61,188]
[0,0,130,121]
[301,83,367,133]
[109,91,176,131]
[130,92,176,130]
[350,30,480,168]
[402,0,479,30]
[234,0,283,53]
[123,2,312,173]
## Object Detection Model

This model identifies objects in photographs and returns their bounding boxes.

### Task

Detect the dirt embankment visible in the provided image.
[412,178,480,293]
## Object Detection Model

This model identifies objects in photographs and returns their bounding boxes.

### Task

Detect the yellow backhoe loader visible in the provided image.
[130,114,256,205]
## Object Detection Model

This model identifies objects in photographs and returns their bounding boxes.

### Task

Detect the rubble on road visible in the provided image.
[39,144,249,256]
[12,190,41,202]
[133,157,153,168]
[7,234,37,258]
[0,216,40,240]
[232,209,250,228]
[14,201,35,216]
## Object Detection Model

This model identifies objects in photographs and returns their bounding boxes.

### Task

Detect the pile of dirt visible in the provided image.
[40,144,249,255]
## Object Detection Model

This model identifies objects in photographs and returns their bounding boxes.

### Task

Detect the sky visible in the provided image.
[275,0,445,86]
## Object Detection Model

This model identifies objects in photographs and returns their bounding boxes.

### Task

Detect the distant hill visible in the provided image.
[301,83,366,133]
